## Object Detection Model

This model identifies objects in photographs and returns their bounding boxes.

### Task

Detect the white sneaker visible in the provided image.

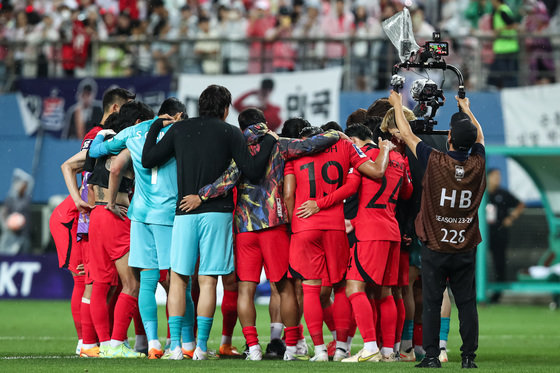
[333,348,348,362]
[439,348,448,363]
[246,346,263,361]
[283,350,310,361]
[296,339,308,355]
[76,340,83,356]
[341,348,381,363]
[310,350,328,362]
[161,346,183,360]
[381,352,397,362]
[193,346,208,360]
[399,347,416,362]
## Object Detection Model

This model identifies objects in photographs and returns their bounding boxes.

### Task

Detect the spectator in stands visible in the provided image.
[351,2,382,91]
[465,0,493,31]
[220,2,249,74]
[321,0,354,67]
[266,6,296,72]
[488,0,520,88]
[247,0,275,73]
[194,16,220,74]
[522,0,555,84]
[0,169,33,256]
[293,0,324,70]
[152,20,178,75]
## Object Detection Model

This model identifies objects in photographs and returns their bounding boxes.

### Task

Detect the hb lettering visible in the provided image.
[440,188,472,208]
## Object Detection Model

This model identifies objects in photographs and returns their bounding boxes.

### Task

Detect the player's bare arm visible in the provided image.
[356,138,396,179]
[106,149,132,220]
[456,96,484,146]
[283,174,296,222]
[388,90,422,158]
[61,150,94,213]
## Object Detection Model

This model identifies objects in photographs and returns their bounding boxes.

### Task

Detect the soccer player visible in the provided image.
[284,127,395,362]
[342,122,413,363]
[183,108,341,361]
[142,85,276,360]
[389,90,485,369]
[55,87,135,357]
[88,97,188,359]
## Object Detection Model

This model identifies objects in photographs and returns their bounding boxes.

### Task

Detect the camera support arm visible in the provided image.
[392,61,465,99]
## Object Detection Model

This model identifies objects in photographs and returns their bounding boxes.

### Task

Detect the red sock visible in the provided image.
[368,298,380,344]
[71,276,85,340]
[221,290,238,338]
[81,298,97,344]
[395,298,405,344]
[166,303,170,339]
[108,284,121,335]
[348,292,376,342]
[285,326,299,347]
[133,307,145,336]
[323,303,335,333]
[333,287,351,343]
[242,326,259,347]
[348,311,357,337]
[90,282,111,342]
[302,284,324,346]
[111,293,138,342]
[380,295,397,349]
[298,323,304,340]
[413,322,423,348]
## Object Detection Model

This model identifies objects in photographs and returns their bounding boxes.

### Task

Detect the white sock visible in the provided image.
[100,341,110,347]
[135,334,148,351]
[401,339,412,351]
[270,323,283,341]
[82,343,97,349]
[439,340,447,350]
[314,344,326,356]
[285,345,297,355]
[110,339,124,348]
[346,336,353,350]
[381,347,393,356]
[81,297,90,304]
[364,341,379,354]
[335,341,347,352]
[249,344,261,353]
[394,342,401,353]
[148,340,161,351]
[182,341,196,351]
[298,338,306,345]
[331,330,337,341]
[414,345,426,355]
[221,335,232,345]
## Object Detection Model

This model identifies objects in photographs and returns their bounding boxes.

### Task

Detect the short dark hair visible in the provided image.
[102,87,135,113]
[158,97,187,118]
[281,117,310,138]
[367,98,392,119]
[363,116,383,134]
[238,108,266,131]
[346,108,368,127]
[321,121,343,132]
[345,124,373,141]
[261,78,274,91]
[299,126,323,138]
[113,101,154,132]
[198,85,232,119]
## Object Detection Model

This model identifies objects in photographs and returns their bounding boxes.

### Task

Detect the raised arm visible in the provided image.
[388,90,422,158]
[61,150,94,213]
[141,118,175,169]
[456,96,484,146]
[230,127,276,184]
[106,149,132,220]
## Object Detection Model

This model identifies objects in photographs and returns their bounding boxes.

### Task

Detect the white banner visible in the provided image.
[177,68,342,133]
[501,84,560,201]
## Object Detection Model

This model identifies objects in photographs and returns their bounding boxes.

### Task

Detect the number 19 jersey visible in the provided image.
[285,139,369,233]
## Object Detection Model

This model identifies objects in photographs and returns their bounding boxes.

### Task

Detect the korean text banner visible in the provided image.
[16,76,172,139]
[177,68,342,132]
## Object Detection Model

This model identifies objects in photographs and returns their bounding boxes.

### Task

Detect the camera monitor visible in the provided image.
[427,42,449,56]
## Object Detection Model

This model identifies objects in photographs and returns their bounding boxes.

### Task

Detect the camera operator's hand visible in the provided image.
[388,90,402,107]
[456,95,471,113]
[378,137,396,152]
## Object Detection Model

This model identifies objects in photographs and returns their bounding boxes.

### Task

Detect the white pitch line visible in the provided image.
[0,336,76,341]
[1,356,78,360]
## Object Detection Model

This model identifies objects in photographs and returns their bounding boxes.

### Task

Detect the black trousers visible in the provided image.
[421,244,478,360]
[489,225,508,283]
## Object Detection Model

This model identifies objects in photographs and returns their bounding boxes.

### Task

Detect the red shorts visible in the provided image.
[50,196,83,275]
[289,229,349,285]
[88,206,130,285]
[235,225,289,283]
[79,237,94,284]
[398,251,410,287]
[346,240,400,286]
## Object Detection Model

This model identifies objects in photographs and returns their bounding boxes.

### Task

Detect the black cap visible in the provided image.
[449,112,477,151]
[278,6,291,16]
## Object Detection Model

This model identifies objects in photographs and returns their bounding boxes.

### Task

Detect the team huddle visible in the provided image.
[49,83,485,366]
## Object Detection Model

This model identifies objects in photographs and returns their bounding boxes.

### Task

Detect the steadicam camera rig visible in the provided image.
[382,9,466,135]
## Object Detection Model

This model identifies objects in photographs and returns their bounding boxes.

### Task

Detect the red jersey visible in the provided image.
[81,125,102,150]
[285,139,368,233]
[354,144,413,242]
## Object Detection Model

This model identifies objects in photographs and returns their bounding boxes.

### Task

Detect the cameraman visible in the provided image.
[388,90,485,369]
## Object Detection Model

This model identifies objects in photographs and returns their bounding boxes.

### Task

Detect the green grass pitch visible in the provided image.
[1,300,559,372]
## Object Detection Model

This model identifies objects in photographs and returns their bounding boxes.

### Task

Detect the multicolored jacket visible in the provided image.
[199,123,339,233]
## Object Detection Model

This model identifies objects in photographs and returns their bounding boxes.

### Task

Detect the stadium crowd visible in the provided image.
[50,80,485,368]
[0,0,558,89]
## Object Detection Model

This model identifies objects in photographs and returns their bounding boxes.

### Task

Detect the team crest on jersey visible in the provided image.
[352,144,367,158]
[81,139,92,151]
[455,165,465,180]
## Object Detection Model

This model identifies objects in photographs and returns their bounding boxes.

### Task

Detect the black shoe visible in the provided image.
[462,357,478,368]
[265,338,286,359]
[415,356,442,368]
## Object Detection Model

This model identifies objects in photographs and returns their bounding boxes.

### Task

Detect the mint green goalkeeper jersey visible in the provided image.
[94,118,177,225]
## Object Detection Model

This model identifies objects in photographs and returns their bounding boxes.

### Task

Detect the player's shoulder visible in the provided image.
[83,125,102,141]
